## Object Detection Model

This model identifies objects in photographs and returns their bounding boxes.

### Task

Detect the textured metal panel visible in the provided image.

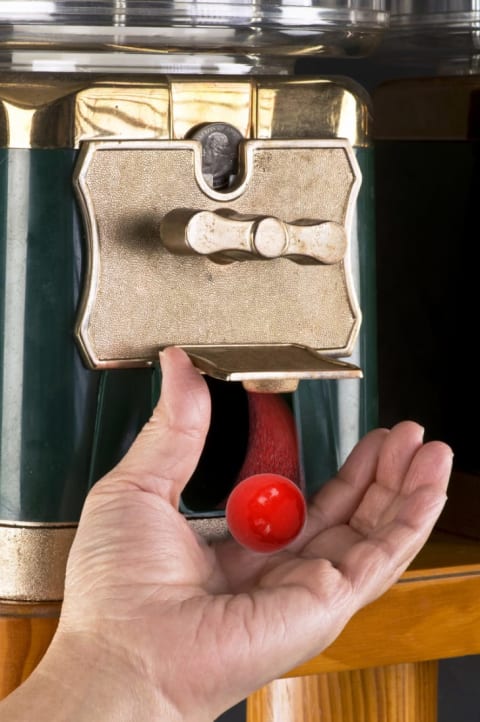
[0,524,76,602]
[74,139,361,368]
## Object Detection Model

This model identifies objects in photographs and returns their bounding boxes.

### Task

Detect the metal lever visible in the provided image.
[160,209,347,265]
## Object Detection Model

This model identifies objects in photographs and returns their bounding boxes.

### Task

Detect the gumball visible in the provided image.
[226,473,306,553]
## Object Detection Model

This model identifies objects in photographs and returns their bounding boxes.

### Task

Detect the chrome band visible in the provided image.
[0,519,228,601]
[0,522,77,602]
[188,517,230,544]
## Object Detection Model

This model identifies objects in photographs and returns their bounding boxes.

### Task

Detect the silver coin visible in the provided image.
[191,122,244,189]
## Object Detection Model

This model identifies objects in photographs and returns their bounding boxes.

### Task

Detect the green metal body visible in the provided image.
[0,149,153,522]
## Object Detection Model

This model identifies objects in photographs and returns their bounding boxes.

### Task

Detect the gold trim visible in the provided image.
[0,520,77,528]
[374,76,480,140]
[170,79,254,140]
[0,523,77,603]
[1,74,370,149]
[0,600,61,619]
[75,81,170,146]
[257,77,370,147]
[0,73,171,148]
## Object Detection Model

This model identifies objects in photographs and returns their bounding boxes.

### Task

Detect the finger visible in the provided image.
[349,430,449,536]
[297,427,389,545]
[342,440,452,605]
[402,440,452,496]
[375,420,425,493]
[299,421,425,548]
[105,346,211,507]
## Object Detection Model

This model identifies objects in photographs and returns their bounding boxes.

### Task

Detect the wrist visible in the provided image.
[0,628,186,722]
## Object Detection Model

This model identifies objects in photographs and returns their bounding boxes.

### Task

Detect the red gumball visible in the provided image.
[226,473,307,553]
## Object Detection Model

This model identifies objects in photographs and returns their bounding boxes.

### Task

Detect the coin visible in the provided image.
[190,122,244,190]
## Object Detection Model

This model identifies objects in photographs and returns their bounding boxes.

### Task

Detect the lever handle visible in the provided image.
[160,209,347,265]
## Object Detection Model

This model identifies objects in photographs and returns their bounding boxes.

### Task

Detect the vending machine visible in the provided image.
[0,1,386,717]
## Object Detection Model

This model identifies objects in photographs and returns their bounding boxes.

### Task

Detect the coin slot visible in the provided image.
[188,122,244,191]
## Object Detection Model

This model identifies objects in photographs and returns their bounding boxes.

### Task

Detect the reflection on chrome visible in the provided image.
[0,0,388,27]
[0,1,389,69]
[384,0,480,72]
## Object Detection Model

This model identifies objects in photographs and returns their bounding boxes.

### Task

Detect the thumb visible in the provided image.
[105,346,211,507]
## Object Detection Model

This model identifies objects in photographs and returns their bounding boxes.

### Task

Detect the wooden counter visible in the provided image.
[2,531,480,720]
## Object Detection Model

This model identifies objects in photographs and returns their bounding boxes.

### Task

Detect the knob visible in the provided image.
[160,209,347,265]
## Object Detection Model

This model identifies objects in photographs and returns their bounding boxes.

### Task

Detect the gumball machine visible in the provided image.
[0,2,385,718]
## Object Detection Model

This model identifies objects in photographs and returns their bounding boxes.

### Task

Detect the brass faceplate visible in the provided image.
[74,136,362,372]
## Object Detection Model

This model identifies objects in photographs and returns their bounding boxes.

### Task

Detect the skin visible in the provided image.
[0,347,453,722]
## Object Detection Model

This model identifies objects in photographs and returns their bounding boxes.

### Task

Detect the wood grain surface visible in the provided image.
[247,662,438,722]
[0,604,59,701]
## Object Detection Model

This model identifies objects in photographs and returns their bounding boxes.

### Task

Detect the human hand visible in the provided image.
[2,348,452,722]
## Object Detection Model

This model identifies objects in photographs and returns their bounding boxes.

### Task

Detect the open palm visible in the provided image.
[58,347,452,722]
